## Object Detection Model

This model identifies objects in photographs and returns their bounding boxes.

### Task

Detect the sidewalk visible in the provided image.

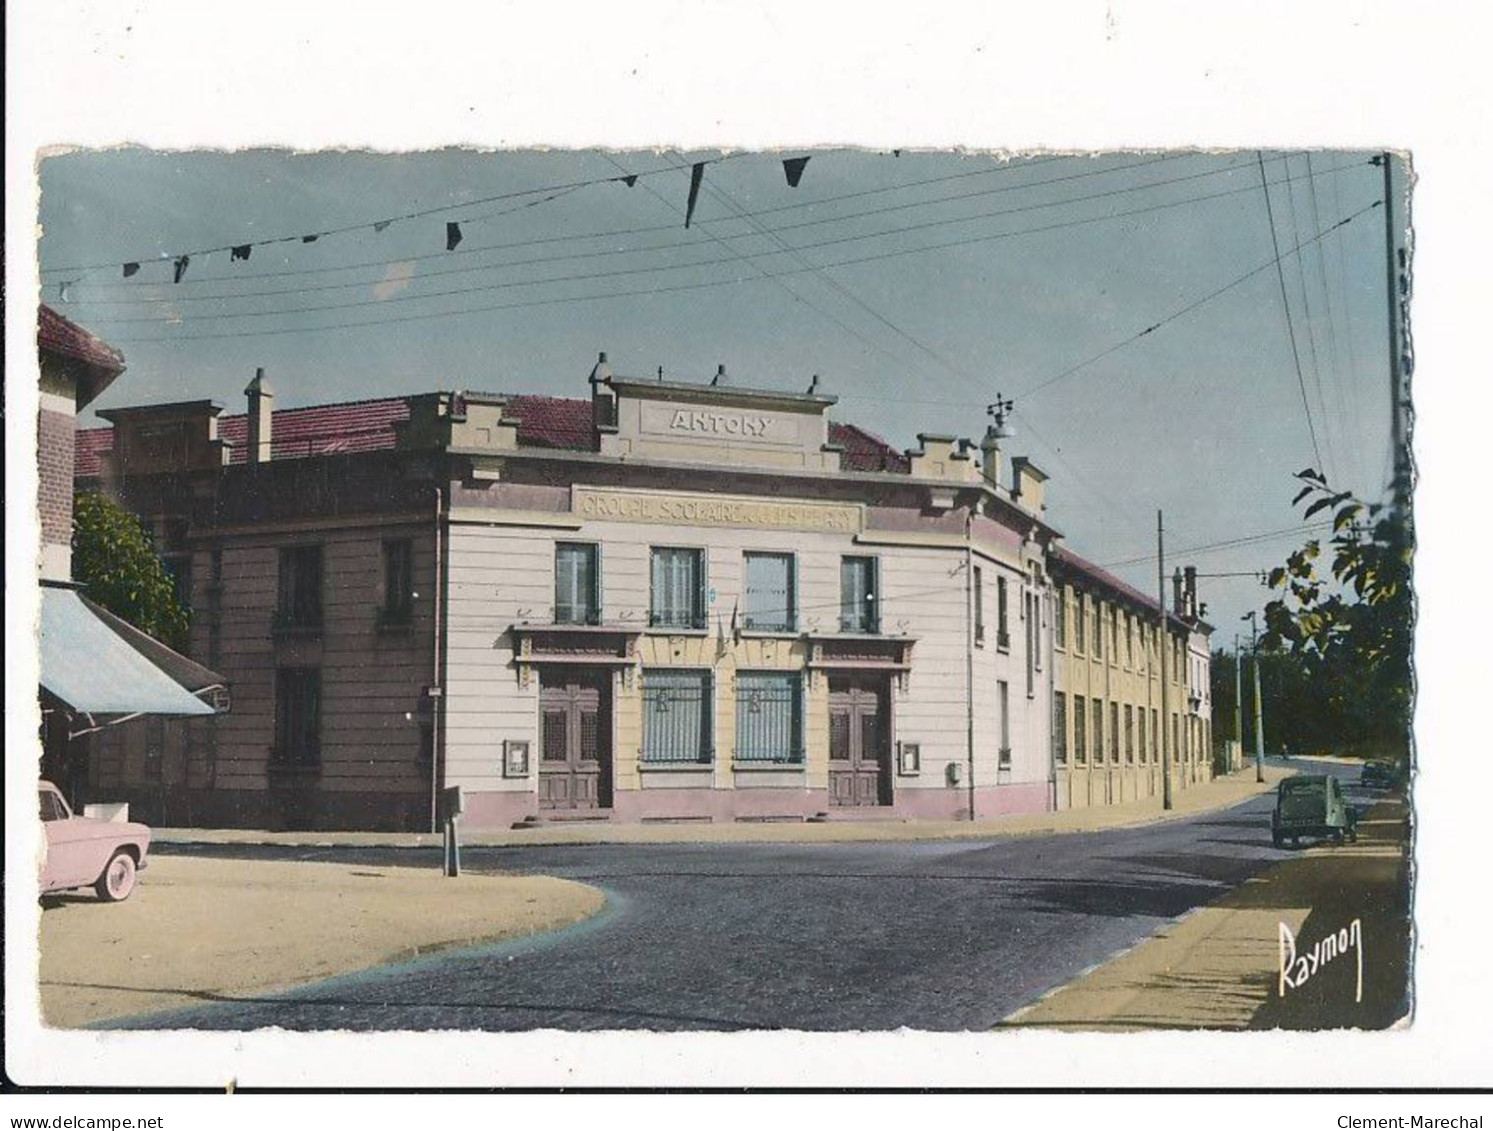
[40,855,603,1028]
[152,766,1290,849]
[1000,794,1412,1030]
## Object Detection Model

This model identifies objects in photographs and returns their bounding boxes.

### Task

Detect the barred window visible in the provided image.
[642,670,712,764]
[734,672,804,764]
[1110,701,1120,762]
[1125,704,1135,763]
[1074,695,1087,764]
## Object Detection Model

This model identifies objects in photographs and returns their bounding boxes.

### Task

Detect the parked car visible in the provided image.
[1360,760,1404,790]
[1271,774,1359,848]
[38,781,151,901]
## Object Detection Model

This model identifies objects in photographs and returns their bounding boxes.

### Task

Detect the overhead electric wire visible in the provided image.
[1256,150,1327,479]
[1280,153,1337,485]
[52,153,1109,292]
[1098,521,1335,569]
[598,153,934,385]
[1014,198,1382,402]
[38,155,746,278]
[87,162,1373,334]
[66,153,1241,308]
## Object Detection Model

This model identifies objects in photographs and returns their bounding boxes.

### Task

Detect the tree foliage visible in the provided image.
[71,491,190,651]
[1252,469,1412,756]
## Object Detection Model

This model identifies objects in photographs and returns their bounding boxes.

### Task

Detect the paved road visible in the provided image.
[126,761,1366,1032]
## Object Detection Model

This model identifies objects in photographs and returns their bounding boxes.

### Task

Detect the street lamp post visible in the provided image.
[1243,611,1266,782]
[1234,633,1245,774]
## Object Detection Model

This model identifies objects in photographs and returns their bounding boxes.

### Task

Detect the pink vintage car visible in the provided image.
[39,780,151,901]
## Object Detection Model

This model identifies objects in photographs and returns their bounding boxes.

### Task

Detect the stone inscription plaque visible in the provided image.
[574,486,862,534]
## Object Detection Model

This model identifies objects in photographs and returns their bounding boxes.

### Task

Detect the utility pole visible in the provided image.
[1244,611,1266,781]
[1380,151,1409,513]
[1234,633,1245,774]
[1157,510,1173,810]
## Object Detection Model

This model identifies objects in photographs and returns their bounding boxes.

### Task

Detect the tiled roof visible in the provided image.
[76,390,915,478]
[502,395,595,451]
[829,421,911,474]
[1050,545,1192,628]
[38,305,126,375]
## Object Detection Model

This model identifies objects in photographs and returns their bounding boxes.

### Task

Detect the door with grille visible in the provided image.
[538,668,612,810]
[828,675,890,806]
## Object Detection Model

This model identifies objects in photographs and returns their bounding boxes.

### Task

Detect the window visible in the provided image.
[1075,594,1086,653]
[1025,592,1037,697]
[162,553,193,610]
[1137,707,1147,763]
[973,566,985,646]
[1092,697,1104,761]
[276,545,323,629]
[1054,589,1067,650]
[1111,610,1120,663]
[1125,704,1134,763]
[1110,701,1120,763]
[273,667,322,767]
[996,576,1010,649]
[840,556,879,634]
[1124,615,1134,667]
[735,672,804,764]
[650,547,706,629]
[555,542,602,625]
[1152,707,1160,761]
[642,670,712,764]
[1053,691,1068,764]
[1093,603,1103,659]
[40,789,68,822]
[381,538,414,625]
[1074,696,1087,764]
[744,552,795,632]
[1033,592,1043,672]
[1173,713,1181,763]
[998,680,1011,769]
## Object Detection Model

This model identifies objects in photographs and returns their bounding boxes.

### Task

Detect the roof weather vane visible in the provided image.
[986,394,1015,439]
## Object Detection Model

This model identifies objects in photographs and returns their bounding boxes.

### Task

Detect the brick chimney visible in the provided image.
[245,368,273,464]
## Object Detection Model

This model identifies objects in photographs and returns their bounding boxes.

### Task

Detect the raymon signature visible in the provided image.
[1279,918,1363,1003]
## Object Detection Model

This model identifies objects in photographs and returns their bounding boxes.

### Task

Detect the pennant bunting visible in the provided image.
[620,174,638,187]
[301,234,319,244]
[122,262,140,278]
[231,244,252,262]
[446,221,463,252]
[373,220,392,233]
[173,255,191,284]
[59,281,73,303]
[684,162,705,228]
[782,156,810,188]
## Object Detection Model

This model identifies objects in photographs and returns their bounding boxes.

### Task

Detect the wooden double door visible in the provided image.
[539,668,613,810]
[828,674,892,807]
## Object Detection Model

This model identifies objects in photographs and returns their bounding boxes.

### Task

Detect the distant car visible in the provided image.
[1271,774,1359,848]
[1360,760,1403,790]
[38,780,151,901]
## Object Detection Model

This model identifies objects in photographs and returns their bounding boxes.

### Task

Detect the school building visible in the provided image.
[74,352,1213,830]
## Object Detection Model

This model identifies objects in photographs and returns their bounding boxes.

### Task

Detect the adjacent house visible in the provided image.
[36,305,228,810]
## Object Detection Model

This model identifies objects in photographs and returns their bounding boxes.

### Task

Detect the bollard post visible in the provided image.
[440,785,464,878]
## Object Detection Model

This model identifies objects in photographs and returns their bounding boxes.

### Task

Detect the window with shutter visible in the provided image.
[840,556,878,633]
[744,553,795,631]
[556,543,600,625]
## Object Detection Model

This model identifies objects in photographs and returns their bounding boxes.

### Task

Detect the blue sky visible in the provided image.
[37,148,1408,639]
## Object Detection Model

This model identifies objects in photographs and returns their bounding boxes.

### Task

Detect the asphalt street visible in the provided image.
[127,761,1369,1032]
